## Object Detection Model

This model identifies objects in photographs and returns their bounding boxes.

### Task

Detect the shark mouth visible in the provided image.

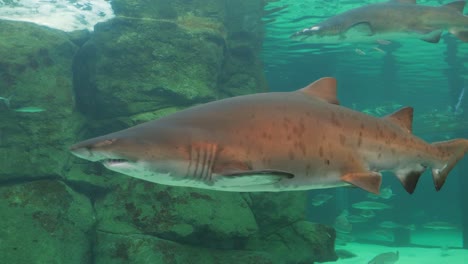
[102,158,130,167]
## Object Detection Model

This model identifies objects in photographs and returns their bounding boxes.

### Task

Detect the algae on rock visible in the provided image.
[0,20,82,180]
[0,180,94,263]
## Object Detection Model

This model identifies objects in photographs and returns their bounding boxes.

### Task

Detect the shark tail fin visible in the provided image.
[431,139,468,191]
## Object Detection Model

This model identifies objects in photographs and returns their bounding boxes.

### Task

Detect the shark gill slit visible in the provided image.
[186,143,218,181]
[206,143,218,182]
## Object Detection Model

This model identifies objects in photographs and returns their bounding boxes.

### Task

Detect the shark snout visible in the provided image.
[69,138,117,162]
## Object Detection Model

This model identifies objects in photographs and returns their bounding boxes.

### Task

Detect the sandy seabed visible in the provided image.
[334,230,468,264]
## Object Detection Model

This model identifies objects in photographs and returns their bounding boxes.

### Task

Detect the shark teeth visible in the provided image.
[102,159,128,165]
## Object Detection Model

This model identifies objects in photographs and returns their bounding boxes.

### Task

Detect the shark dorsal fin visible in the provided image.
[443,1,466,12]
[299,77,339,105]
[384,107,414,133]
[389,0,416,4]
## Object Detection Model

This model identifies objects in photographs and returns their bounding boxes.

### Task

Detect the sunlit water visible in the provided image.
[0,0,113,31]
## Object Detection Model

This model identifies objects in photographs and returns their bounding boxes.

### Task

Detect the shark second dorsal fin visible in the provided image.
[384,107,413,133]
[443,1,466,12]
[299,77,339,105]
[389,0,416,4]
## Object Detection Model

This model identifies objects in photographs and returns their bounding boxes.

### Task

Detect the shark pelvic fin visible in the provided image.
[383,107,413,133]
[431,139,468,191]
[389,0,416,4]
[421,30,443,43]
[395,165,426,194]
[443,1,466,12]
[341,172,382,194]
[450,28,468,42]
[299,77,340,105]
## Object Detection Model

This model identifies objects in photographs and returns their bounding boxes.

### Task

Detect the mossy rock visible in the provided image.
[0,20,82,180]
[96,231,277,264]
[249,192,307,234]
[73,17,224,118]
[247,221,338,263]
[95,179,258,248]
[0,180,94,263]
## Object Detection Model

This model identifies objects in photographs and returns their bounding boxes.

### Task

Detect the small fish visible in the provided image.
[352,201,391,210]
[376,39,392,45]
[334,210,352,234]
[379,221,415,230]
[14,107,46,113]
[311,193,333,206]
[355,48,366,55]
[373,229,394,241]
[372,46,386,54]
[423,221,458,230]
[360,209,376,218]
[368,251,399,264]
[454,87,465,114]
[347,215,368,223]
[336,249,357,259]
[0,95,12,108]
[368,186,395,200]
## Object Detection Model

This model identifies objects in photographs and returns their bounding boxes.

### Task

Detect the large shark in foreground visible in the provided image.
[70,77,468,194]
[291,0,468,43]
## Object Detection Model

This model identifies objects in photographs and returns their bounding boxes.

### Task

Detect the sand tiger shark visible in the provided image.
[291,0,468,43]
[70,77,468,194]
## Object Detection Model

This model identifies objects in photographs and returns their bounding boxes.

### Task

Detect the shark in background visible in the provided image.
[70,77,468,194]
[291,0,468,43]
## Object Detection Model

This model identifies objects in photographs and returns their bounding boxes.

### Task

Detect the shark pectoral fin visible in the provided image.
[218,170,294,187]
[346,22,374,36]
[341,172,382,194]
[420,30,443,43]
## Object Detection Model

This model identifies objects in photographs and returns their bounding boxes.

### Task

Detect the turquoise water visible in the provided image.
[0,0,467,263]
[262,0,468,262]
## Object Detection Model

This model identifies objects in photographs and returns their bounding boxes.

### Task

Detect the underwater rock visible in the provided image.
[249,192,308,234]
[247,221,338,263]
[73,0,266,119]
[73,17,224,118]
[111,0,225,21]
[95,231,277,264]
[94,179,258,248]
[0,20,82,181]
[0,180,94,263]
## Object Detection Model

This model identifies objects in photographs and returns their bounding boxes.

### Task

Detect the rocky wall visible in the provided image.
[0,0,337,263]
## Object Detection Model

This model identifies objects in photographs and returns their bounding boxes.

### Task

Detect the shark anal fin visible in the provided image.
[218,170,294,187]
[347,22,374,36]
[395,166,426,194]
[384,107,413,133]
[420,30,443,43]
[341,172,382,194]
